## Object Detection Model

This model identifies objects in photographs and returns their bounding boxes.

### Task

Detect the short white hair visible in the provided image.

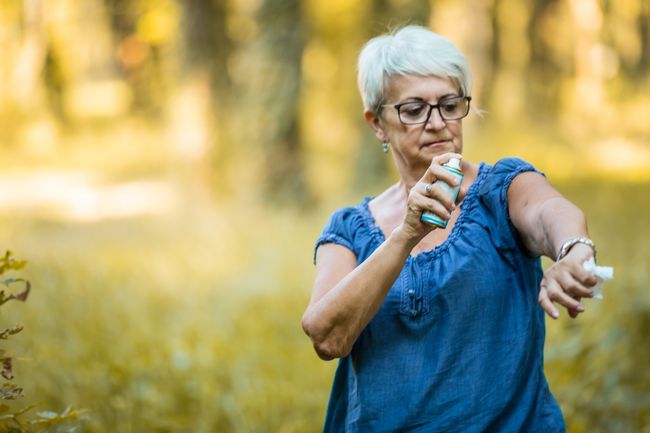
[357,25,472,113]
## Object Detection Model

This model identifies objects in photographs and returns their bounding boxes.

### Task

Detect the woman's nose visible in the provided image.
[425,108,446,130]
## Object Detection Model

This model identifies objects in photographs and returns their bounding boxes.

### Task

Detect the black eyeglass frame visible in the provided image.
[381,95,472,125]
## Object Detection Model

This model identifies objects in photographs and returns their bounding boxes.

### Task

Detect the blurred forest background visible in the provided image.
[0,0,648,432]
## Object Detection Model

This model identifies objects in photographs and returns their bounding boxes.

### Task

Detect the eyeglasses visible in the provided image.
[381,96,472,125]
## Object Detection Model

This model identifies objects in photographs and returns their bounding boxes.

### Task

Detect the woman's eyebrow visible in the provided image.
[399,96,426,102]
[399,93,460,103]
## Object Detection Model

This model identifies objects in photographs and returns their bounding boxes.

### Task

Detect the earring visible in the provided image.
[382,142,389,154]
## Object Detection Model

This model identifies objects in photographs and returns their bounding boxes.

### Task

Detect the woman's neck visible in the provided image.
[398,178,415,199]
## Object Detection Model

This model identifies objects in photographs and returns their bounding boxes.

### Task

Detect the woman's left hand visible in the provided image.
[538,244,599,319]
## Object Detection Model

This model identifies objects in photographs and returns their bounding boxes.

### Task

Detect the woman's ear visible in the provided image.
[364,110,387,143]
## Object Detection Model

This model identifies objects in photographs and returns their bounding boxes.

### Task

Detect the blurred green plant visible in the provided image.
[0,251,84,433]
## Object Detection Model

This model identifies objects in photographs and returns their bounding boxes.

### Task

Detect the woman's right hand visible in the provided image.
[397,152,466,243]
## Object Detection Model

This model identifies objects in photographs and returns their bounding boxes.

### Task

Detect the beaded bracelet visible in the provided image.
[556,237,596,262]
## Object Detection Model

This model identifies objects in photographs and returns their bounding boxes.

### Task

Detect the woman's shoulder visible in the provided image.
[478,157,543,189]
[320,197,373,235]
[486,157,540,174]
[324,186,402,238]
[473,157,544,212]
[468,158,545,256]
[314,197,380,264]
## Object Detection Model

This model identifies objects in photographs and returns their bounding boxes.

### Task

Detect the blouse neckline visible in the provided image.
[359,162,488,261]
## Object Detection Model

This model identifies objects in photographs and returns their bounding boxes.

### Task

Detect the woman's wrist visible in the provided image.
[556,236,596,262]
[388,224,422,255]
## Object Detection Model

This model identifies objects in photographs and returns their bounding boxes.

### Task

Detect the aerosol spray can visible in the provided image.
[420,158,463,228]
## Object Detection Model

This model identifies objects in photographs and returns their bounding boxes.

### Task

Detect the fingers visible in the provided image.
[421,153,463,186]
[404,152,464,233]
[556,271,594,299]
[423,166,460,189]
[539,258,598,319]
[420,181,456,212]
[433,152,463,165]
[456,185,469,204]
[539,284,584,320]
[544,278,584,314]
[571,266,599,288]
[557,248,599,292]
[409,186,453,222]
[559,243,598,284]
[538,285,559,319]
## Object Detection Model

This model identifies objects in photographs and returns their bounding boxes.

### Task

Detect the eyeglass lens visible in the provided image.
[398,97,469,124]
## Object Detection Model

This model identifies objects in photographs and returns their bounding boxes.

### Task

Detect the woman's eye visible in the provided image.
[403,104,425,116]
[442,102,459,112]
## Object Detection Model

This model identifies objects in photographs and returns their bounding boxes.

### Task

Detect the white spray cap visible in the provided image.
[446,158,461,170]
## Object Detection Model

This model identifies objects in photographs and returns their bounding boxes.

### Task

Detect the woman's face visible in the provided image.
[367,74,465,177]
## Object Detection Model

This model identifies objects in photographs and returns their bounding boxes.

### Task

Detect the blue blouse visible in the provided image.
[313,158,565,433]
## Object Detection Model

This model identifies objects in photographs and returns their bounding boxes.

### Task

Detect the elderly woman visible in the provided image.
[301,26,599,432]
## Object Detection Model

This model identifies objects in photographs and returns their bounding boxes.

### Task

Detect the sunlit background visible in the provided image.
[0,0,648,431]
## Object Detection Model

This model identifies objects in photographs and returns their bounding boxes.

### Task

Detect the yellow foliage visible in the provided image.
[137,4,178,46]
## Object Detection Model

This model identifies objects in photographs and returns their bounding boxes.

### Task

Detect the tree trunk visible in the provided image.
[181,0,231,93]
[10,0,47,111]
[527,0,563,119]
[172,0,232,203]
[250,0,309,205]
[638,0,650,80]
[482,0,502,108]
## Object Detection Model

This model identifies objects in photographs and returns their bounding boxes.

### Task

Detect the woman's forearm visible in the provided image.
[535,197,590,259]
[302,228,417,360]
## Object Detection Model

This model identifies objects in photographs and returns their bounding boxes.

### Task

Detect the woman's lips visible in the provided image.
[422,140,449,148]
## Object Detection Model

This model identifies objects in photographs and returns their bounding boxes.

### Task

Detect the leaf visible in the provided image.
[0,357,13,380]
[0,384,23,400]
[13,281,30,302]
[0,251,27,275]
[0,404,34,429]
[12,405,34,416]
[0,281,30,306]
[0,325,24,340]
[30,406,87,426]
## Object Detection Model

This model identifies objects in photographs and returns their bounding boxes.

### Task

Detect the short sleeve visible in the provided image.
[313,206,363,264]
[478,157,545,256]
